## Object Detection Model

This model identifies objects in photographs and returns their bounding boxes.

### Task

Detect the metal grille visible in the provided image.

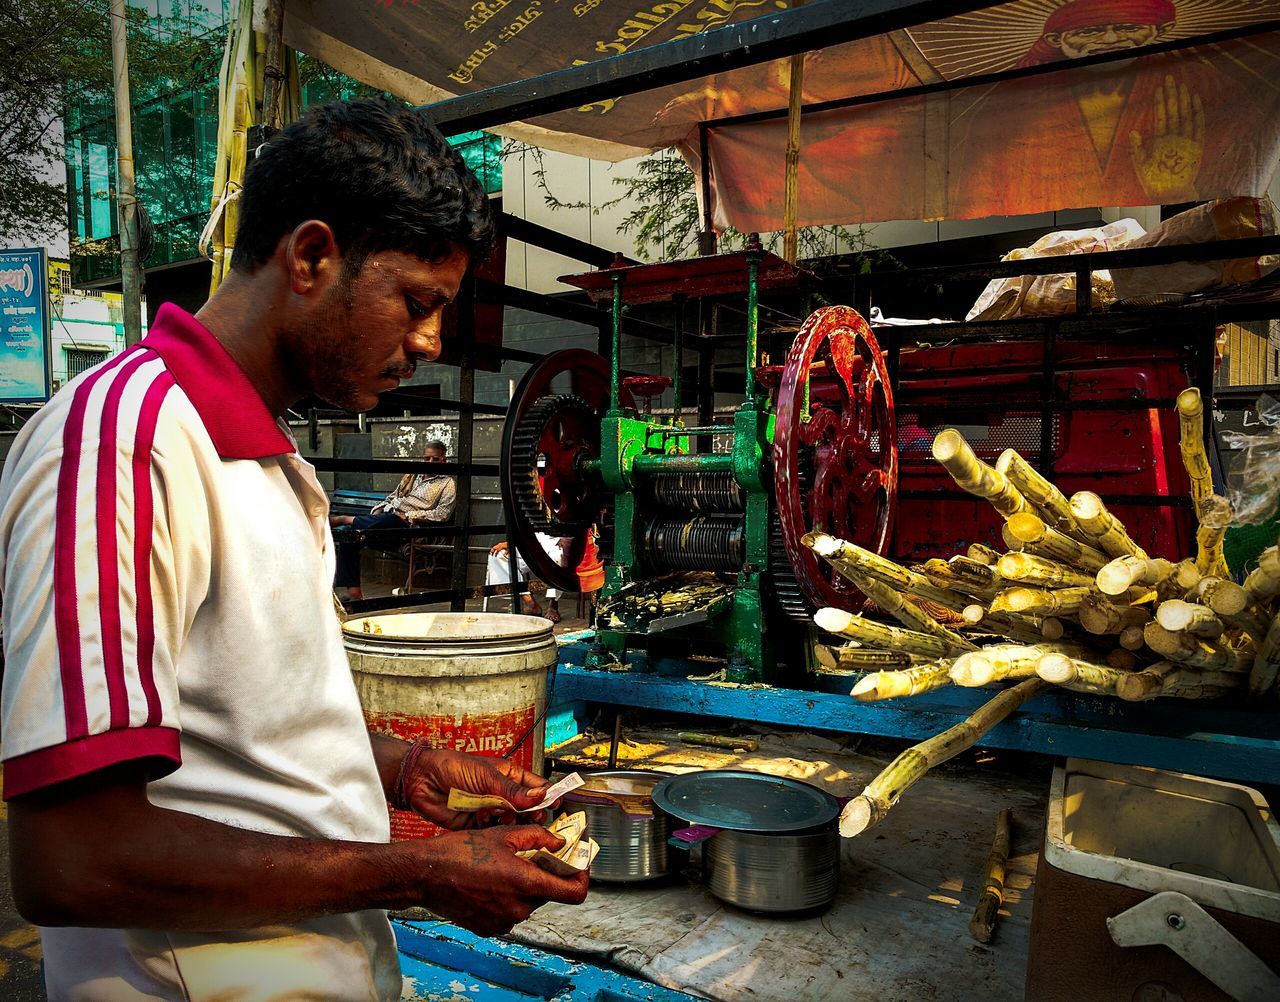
[64,347,109,379]
[896,409,1061,463]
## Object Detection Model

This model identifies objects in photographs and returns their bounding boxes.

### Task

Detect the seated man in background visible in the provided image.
[333,438,455,601]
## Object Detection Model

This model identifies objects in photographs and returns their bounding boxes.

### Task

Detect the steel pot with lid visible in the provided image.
[654,769,841,913]
[560,770,674,883]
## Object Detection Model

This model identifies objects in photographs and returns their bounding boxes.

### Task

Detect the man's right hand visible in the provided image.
[413,825,590,936]
[489,540,509,556]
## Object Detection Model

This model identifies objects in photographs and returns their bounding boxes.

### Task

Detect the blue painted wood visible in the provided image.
[394,920,699,1001]
[549,652,1280,785]
[544,700,586,749]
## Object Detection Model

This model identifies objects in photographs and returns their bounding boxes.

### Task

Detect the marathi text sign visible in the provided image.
[0,248,51,403]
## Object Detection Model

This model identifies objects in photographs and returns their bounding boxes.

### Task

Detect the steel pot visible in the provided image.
[561,769,672,883]
[704,826,840,913]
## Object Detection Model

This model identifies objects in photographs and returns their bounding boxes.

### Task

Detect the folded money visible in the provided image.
[447,772,585,813]
[516,810,597,876]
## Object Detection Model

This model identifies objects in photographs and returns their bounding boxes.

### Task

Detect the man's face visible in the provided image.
[423,446,446,465]
[290,244,470,413]
[1049,23,1161,59]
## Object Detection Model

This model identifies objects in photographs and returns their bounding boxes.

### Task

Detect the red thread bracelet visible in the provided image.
[392,738,432,812]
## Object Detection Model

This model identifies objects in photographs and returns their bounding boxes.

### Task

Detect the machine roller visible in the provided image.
[499,246,898,682]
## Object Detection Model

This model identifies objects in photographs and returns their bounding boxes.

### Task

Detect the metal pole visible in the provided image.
[672,294,685,425]
[109,0,143,345]
[698,123,716,256]
[782,2,806,266]
[745,236,761,404]
[610,267,623,412]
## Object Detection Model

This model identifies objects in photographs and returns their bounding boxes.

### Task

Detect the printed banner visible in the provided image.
[282,0,1280,224]
[0,248,51,403]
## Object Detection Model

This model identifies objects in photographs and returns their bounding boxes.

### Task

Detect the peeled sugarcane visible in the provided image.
[950,642,1088,687]
[1119,625,1147,651]
[1142,622,1255,673]
[997,551,1095,589]
[959,604,1048,646]
[1196,577,1251,616]
[997,449,1092,544]
[851,661,954,702]
[991,585,1090,617]
[1036,653,1128,694]
[1177,387,1215,515]
[1194,495,1233,578]
[1001,523,1024,553]
[840,677,1049,838]
[816,644,912,672]
[1096,556,1175,596]
[932,429,1030,519]
[968,543,1003,566]
[814,608,952,660]
[1116,660,1182,701]
[1243,547,1280,606]
[1004,512,1109,573]
[1173,559,1203,594]
[1156,600,1224,640]
[968,808,1012,944]
[1078,592,1150,635]
[1070,492,1149,560]
[1041,618,1066,641]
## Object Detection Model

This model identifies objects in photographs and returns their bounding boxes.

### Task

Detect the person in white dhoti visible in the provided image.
[487,534,565,621]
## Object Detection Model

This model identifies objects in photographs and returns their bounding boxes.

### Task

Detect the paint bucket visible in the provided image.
[343,611,556,840]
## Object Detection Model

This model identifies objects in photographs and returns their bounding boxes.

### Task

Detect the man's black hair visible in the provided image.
[231,97,497,273]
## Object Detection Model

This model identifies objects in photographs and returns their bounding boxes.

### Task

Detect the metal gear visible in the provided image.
[509,393,599,534]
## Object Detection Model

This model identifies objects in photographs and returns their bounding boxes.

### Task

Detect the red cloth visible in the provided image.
[1017,0,1177,67]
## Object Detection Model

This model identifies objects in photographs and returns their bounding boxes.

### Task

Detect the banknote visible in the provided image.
[447,772,585,813]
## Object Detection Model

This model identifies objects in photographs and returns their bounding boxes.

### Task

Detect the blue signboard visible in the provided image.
[0,247,52,403]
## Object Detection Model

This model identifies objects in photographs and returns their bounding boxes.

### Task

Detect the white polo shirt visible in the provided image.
[0,304,400,1001]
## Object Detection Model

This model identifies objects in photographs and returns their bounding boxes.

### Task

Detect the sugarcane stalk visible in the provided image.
[990,586,1090,617]
[1247,613,1280,697]
[968,808,1011,944]
[1177,387,1214,516]
[851,661,955,702]
[1106,648,1139,672]
[1037,653,1128,694]
[814,608,951,660]
[1142,622,1255,673]
[1186,669,1249,691]
[997,450,1092,543]
[950,642,1088,687]
[967,543,1003,566]
[815,644,912,673]
[1069,492,1149,560]
[1221,607,1270,645]
[1119,625,1147,651]
[1096,556,1175,597]
[852,572,980,654]
[1116,660,1181,701]
[932,429,1030,519]
[1243,547,1280,607]
[1195,495,1233,578]
[840,678,1049,838]
[1161,680,1237,700]
[1041,617,1065,641]
[1001,523,1024,553]
[1078,593,1150,635]
[1156,600,1225,640]
[1173,559,1203,594]
[959,604,1049,646]
[922,559,998,601]
[1196,577,1250,616]
[997,551,1096,589]
[805,533,972,615]
[1004,511,1109,572]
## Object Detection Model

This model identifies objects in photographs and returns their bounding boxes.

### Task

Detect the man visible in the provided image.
[0,98,587,1002]
[332,438,456,601]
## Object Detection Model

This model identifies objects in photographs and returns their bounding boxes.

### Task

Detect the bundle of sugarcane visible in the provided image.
[807,390,1280,710]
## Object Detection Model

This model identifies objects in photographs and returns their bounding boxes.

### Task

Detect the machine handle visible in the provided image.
[1106,890,1280,1002]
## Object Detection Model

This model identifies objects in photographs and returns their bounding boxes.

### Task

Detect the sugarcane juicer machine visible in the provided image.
[499,241,897,683]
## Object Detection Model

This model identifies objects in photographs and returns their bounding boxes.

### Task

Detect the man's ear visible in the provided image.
[285,220,343,296]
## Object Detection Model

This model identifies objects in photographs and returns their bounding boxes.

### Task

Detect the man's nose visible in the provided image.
[407,321,443,363]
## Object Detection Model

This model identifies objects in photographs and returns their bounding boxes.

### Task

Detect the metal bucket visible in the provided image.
[705,827,840,913]
[562,770,672,883]
[343,612,556,840]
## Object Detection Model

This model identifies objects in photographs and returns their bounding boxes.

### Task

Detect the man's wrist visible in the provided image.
[392,738,433,811]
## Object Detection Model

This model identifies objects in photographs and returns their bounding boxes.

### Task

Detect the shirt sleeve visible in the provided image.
[403,477,456,525]
[0,360,208,800]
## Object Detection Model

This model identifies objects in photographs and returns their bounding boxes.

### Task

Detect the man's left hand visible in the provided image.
[401,749,554,829]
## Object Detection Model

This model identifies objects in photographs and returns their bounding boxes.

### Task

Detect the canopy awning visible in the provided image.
[267,0,1280,228]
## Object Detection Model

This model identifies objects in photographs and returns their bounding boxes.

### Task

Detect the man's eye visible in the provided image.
[406,295,429,318]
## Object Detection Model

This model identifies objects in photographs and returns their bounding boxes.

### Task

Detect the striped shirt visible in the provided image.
[0,304,398,1001]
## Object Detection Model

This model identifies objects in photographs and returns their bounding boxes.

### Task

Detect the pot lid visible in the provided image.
[652,770,840,834]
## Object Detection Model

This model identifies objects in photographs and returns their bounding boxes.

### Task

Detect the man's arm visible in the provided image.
[9,762,586,937]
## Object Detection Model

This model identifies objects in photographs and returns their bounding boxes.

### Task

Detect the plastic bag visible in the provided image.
[1222,394,1280,525]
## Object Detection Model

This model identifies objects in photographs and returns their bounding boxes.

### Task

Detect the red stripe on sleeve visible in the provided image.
[96,352,155,729]
[2,727,181,801]
[132,371,176,727]
[53,347,145,741]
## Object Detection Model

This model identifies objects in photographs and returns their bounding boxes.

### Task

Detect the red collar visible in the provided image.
[142,304,293,460]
